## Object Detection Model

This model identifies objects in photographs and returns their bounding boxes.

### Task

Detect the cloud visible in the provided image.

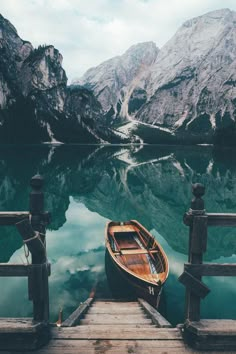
[1,0,236,81]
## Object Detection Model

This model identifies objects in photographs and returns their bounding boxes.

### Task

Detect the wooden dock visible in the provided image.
[23,299,199,354]
[0,299,227,354]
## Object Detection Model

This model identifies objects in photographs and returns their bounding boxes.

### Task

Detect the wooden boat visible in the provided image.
[105,220,169,308]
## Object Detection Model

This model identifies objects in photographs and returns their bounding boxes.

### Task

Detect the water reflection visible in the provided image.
[0,144,235,324]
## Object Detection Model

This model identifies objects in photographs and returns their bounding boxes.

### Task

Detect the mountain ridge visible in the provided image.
[1,9,236,145]
[78,8,236,145]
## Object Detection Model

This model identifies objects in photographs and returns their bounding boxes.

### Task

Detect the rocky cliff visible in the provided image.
[0,14,125,144]
[77,42,159,125]
[2,9,236,145]
[79,9,236,145]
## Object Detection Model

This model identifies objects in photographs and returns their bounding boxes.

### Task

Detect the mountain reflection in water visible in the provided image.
[0,144,235,325]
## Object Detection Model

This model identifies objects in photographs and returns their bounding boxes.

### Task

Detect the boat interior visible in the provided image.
[108,223,167,284]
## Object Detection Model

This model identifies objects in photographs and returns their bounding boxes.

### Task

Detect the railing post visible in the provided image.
[29,175,49,322]
[185,183,207,322]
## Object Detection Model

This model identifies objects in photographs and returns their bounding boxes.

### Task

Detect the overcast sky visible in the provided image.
[1,0,236,82]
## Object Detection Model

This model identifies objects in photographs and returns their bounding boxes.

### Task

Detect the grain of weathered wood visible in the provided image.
[0,211,29,225]
[185,263,236,276]
[87,307,144,314]
[80,317,152,325]
[0,318,43,333]
[178,271,210,299]
[0,263,51,278]
[92,301,138,305]
[51,327,182,340]
[0,318,50,351]
[207,213,236,226]
[184,320,236,351]
[91,305,140,310]
[186,319,236,335]
[62,298,93,327]
[30,339,194,354]
[138,298,172,328]
[85,314,147,320]
[191,216,208,253]
[184,212,236,227]
[0,264,29,277]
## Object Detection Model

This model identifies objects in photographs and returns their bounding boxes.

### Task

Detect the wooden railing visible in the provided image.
[179,183,236,322]
[0,175,51,322]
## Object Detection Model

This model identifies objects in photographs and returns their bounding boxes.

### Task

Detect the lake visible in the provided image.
[0,144,235,325]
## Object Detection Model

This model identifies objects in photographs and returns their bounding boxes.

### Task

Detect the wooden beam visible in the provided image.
[184,212,236,227]
[0,263,51,278]
[185,263,236,277]
[62,298,93,327]
[0,264,29,277]
[138,298,172,328]
[178,271,210,299]
[0,212,29,225]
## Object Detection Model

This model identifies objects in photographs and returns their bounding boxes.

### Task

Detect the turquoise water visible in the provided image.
[0,144,235,325]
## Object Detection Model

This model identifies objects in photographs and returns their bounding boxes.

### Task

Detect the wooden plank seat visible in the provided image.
[120,249,159,255]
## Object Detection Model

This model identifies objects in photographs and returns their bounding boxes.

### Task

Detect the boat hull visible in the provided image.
[105,249,162,308]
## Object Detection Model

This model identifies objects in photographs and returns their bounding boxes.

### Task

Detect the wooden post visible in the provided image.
[185,183,207,322]
[29,175,49,323]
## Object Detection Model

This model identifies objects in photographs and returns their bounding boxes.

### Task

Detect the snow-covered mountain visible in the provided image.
[79,9,236,145]
[76,42,159,123]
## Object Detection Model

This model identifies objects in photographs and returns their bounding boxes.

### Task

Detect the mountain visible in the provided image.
[79,9,236,145]
[76,42,159,124]
[2,10,236,145]
[0,14,126,144]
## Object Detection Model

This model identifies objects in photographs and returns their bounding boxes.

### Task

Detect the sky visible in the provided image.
[1,0,236,82]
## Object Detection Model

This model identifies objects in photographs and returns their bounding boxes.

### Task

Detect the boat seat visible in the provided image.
[120,249,159,255]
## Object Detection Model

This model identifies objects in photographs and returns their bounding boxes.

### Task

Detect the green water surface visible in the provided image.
[0,144,235,325]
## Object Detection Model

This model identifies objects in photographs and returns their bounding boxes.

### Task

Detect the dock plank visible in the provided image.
[80,318,152,325]
[51,327,182,340]
[85,314,148,320]
[87,308,144,314]
[35,339,189,352]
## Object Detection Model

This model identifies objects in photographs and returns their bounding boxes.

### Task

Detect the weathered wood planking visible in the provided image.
[0,318,50,351]
[0,263,51,278]
[0,264,29,277]
[138,298,172,328]
[92,301,139,305]
[29,339,193,354]
[0,211,29,225]
[62,298,93,327]
[184,320,236,351]
[51,327,182,340]
[179,271,210,299]
[80,317,153,325]
[207,213,236,226]
[185,263,236,276]
[85,314,148,319]
[0,318,44,333]
[186,319,236,335]
[87,307,144,314]
[184,212,236,227]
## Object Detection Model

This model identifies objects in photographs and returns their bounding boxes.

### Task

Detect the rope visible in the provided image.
[23,233,41,244]
[23,231,47,262]
[23,244,30,265]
